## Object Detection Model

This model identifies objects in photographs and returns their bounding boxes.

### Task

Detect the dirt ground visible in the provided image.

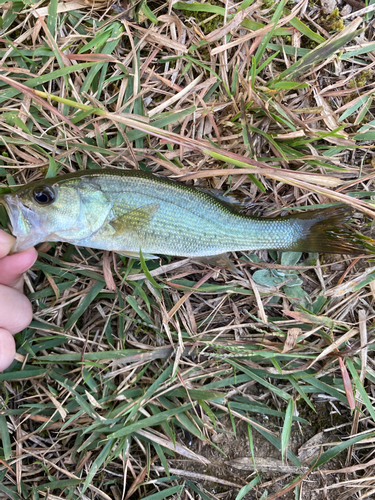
[165,400,365,499]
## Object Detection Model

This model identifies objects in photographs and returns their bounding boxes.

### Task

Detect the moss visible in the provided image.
[200,15,223,35]
[348,70,373,89]
[263,0,276,9]
[345,70,374,106]
[178,0,224,35]
[199,47,213,61]
[319,8,344,32]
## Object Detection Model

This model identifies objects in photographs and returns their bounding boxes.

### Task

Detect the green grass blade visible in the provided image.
[0,415,11,460]
[0,368,47,381]
[288,16,326,43]
[173,2,225,15]
[247,423,256,470]
[81,439,115,495]
[153,443,170,477]
[64,281,104,330]
[255,426,302,467]
[139,249,164,289]
[312,430,375,469]
[186,481,213,500]
[46,0,58,38]
[126,364,174,422]
[347,359,375,420]
[302,376,348,405]
[339,93,374,122]
[0,485,22,500]
[142,486,183,500]
[126,295,153,325]
[254,0,287,65]
[235,482,258,500]
[281,399,294,462]
[37,479,82,490]
[80,23,123,94]
[226,360,291,401]
[0,63,97,104]
[275,29,362,81]
[107,403,192,439]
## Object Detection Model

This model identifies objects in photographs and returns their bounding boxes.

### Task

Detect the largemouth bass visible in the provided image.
[1,169,371,256]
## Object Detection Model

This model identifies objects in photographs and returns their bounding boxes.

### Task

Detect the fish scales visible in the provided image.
[2,169,372,256]
[37,171,298,256]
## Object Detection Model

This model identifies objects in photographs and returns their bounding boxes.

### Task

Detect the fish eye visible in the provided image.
[33,185,56,205]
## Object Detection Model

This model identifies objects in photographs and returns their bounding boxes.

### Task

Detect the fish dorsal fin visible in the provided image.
[195,187,249,213]
[109,203,159,234]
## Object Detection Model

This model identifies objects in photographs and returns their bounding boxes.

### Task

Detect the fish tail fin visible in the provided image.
[286,206,375,254]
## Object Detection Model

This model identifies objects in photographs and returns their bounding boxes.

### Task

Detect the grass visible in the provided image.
[0,0,375,498]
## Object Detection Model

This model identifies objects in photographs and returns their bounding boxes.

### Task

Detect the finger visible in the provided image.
[0,328,16,372]
[0,247,38,291]
[0,229,16,259]
[0,284,33,334]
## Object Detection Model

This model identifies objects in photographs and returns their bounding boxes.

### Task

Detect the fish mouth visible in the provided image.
[3,194,44,252]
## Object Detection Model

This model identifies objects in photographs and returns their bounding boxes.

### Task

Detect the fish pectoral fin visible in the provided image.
[109,203,159,234]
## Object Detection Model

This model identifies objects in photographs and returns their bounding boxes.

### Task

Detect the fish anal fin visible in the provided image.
[193,253,241,274]
[109,203,159,234]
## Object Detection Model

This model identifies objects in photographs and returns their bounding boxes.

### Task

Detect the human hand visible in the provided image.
[0,230,37,371]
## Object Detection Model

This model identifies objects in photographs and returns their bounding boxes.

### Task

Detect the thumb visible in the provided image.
[0,247,38,291]
[0,230,15,259]
[0,328,16,372]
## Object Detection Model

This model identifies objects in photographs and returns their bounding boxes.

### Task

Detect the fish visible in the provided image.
[1,168,373,257]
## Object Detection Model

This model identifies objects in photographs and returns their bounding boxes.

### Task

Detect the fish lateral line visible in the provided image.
[2,169,374,257]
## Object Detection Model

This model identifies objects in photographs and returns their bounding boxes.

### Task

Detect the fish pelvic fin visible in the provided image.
[287,206,375,255]
[116,250,159,260]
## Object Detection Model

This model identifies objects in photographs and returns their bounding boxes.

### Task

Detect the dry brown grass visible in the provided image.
[1,0,375,498]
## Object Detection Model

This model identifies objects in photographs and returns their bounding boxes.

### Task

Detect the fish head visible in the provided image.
[3,179,82,253]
